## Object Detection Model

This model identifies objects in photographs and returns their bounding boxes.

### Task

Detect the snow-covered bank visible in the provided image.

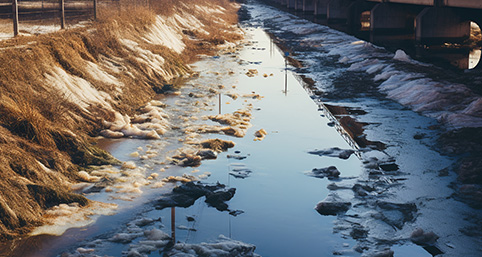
[0,0,242,242]
[251,5,482,129]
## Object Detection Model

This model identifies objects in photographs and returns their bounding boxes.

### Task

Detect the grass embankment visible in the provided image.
[0,0,242,240]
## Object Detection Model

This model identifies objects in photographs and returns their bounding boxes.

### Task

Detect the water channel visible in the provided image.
[5,0,482,256]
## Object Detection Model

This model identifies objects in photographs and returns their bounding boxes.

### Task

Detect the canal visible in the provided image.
[7,0,482,256]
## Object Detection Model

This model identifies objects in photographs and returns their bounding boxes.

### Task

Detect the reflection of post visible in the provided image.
[219,93,222,114]
[284,51,289,95]
[270,37,272,58]
[60,0,65,29]
[171,207,176,242]
[229,214,232,238]
[284,58,288,95]
[12,0,18,36]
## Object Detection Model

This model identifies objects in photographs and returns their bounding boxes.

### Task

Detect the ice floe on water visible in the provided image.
[163,235,259,257]
[101,100,171,140]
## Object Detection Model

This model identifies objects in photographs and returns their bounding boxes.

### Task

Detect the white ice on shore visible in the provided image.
[30,202,117,236]
[101,100,170,140]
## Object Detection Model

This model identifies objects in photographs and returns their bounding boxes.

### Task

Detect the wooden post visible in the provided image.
[12,0,19,36]
[60,0,65,29]
[93,0,97,20]
[170,207,176,242]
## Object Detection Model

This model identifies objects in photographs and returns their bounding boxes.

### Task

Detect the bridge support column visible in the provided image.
[303,0,315,13]
[314,0,329,17]
[295,0,303,11]
[416,7,470,45]
[288,0,296,9]
[346,0,377,37]
[327,0,351,24]
[370,3,420,44]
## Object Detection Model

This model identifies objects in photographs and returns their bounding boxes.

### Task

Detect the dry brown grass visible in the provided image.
[0,0,242,241]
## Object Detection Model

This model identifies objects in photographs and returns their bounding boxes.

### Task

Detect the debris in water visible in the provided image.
[254,128,267,141]
[155,182,236,213]
[134,217,159,227]
[229,163,252,179]
[243,93,263,99]
[170,153,202,167]
[162,174,197,183]
[308,166,340,180]
[229,210,245,216]
[162,235,258,256]
[227,154,247,160]
[177,225,196,231]
[410,228,439,246]
[308,147,355,160]
[315,194,351,216]
[197,149,218,159]
[200,138,235,152]
[245,69,258,77]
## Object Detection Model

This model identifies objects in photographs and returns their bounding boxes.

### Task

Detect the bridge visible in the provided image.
[262,0,482,46]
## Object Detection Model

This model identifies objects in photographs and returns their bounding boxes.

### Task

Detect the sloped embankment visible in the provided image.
[0,0,242,240]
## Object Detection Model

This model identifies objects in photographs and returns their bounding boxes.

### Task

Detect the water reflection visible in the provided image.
[417,47,482,70]
[469,49,481,69]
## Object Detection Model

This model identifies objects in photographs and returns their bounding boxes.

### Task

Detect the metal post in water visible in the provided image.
[171,207,176,242]
[12,0,18,36]
[219,93,222,114]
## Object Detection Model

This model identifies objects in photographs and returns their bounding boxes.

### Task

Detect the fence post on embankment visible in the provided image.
[94,0,98,20]
[12,0,19,36]
[60,0,65,29]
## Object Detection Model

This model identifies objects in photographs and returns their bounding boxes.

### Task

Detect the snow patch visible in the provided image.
[144,16,185,54]
[44,66,113,111]
[30,202,117,236]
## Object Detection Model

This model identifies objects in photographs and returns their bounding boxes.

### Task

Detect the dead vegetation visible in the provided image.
[0,0,241,240]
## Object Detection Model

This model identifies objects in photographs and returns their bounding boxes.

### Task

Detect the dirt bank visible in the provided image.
[0,0,241,240]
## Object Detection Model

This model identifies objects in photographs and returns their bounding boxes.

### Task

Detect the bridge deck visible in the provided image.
[366,0,482,9]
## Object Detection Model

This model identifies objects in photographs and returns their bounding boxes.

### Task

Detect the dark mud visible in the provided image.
[438,127,482,209]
